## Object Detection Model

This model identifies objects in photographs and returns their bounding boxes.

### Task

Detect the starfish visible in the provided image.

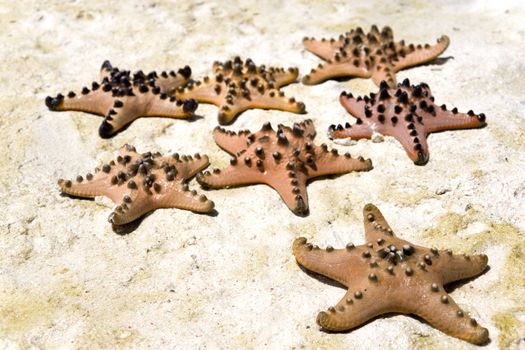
[175,56,306,125]
[196,120,372,215]
[328,79,487,165]
[45,60,198,138]
[293,203,489,345]
[58,144,214,225]
[302,25,450,87]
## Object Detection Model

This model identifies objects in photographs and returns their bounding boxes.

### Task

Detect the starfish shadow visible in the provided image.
[297,264,347,289]
[444,265,491,293]
[106,114,205,138]
[112,207,219,235]
[75,113,205,139]
[196,208,219,217]
[112,214,149,235]
[60,192,95,201]
[426,56,454,66]
[329,76,357,84]
[318,313,491,346]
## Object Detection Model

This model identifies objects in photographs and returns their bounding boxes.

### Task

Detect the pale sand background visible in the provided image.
[1,0,524,349]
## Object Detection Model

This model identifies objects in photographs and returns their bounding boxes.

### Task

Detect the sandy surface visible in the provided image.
[1,0,524,349]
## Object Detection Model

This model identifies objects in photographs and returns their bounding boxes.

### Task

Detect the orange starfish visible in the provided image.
[45,60,197,138]
[329,79,487,165]
[175,56,306,124]
[293,203,489,345]
[58,144,214,225]
[196,120,372,215]
[302,25,450,87]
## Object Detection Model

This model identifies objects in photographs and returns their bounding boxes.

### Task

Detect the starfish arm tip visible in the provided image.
[412,151,430,166]
[218,111,236,125]
[45,95,63,110]
[182,99,198,113]
[98,120,115,138]
[292,237,308,252]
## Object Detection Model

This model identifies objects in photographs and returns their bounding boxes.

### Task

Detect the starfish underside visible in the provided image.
[196,119,372,215]
[302,25,450,87]
[328,79,487,165]
[58,144,214,225]
[293,204,489,345]
[45,60,197,138]
[175,56,306,124]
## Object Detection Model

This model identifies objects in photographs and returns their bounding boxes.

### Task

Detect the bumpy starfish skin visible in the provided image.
[45,60,198,138]
[58,145,214,225]
[293,204,489,345]
[329,79,487,165]
[302,25,450,87]
[175,56,306,124]
[196,120,372,215]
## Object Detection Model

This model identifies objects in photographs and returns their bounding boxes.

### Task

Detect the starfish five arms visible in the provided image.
[175,56,306,124]
[45,60,198,138]
[58,145,214,225]
[196,120,372,215]
[302,25,450,87]
[329,79,487,165]
[293,204,489,345]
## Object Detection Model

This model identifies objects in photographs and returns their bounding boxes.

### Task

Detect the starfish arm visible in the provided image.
[175,80,224,106]
[108,189,152,225]
[302,62,370,85]
[101,94,196,136]
[389,120,430,165]
[171,154,210,180]
[212,127,250,155]
[316,285,400,332]
[157,182,215,214]
[426,108,486,134]
[282,119,316,140]
[248,90,306,114]
[303,38,342,61]
[403,281,489,345]
[292,237,356,286]
[99,60,113,81]
[340,95,367,120]
[267,67,299,88]
[143,95,197,119]
[155,74,190,96]
[57,161,132,203]
[433,251,488,285]
[329,95,373,140]
[266,172,309,214]
[362,204,396,242]
[307,149,373,179]
[58,175,110,199]
[218,90,306,125]
[370,68,398,87]
[196,164,263,189]
[329,123,373,140]
[393,35,450,72]
[46,89,112,116]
